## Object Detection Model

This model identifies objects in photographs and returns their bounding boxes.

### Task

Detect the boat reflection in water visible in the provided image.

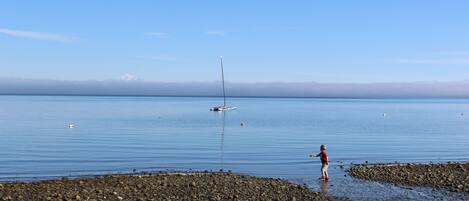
[219,112,226,171]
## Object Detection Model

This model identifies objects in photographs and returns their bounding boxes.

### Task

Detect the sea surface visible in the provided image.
[1,95,468,200]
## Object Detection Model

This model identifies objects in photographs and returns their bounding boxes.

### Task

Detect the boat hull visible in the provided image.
[211,106,237,112]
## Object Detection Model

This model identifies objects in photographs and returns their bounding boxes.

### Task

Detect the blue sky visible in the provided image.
[1,1,469,83]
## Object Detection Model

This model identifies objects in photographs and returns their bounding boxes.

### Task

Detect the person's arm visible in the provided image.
[309,153,320,157]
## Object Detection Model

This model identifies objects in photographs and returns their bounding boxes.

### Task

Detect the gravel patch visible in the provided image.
[349,162,469,193]
[0,172,333,201]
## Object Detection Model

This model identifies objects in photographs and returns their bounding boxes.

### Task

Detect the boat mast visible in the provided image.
[220,56,226,107]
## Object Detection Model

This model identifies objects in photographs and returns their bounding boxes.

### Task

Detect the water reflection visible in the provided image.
[321,181,329,194]
[219,112,226,171]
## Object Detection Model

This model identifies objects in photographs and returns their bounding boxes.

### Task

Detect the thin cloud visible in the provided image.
[0,28,73,43]
[436,51,469,56]
[137,54,179,62]
[282,26,302,30]
[252,25,303,31]
[145,32,169,38]
[205,31,225,36]
[120,73,139,81]
[389,58,469,65]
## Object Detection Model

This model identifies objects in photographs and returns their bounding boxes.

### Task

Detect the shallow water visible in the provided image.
[1,96,468,200]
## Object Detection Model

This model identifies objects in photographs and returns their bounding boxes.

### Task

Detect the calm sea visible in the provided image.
[1,95,468,200]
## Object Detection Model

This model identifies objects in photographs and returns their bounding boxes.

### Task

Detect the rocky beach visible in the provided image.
[349,162,469,193]
[0,172,332,201]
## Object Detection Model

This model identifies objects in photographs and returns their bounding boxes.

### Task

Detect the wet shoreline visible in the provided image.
[348,162,469,194]
[0,172,333,201]
[2,162,469,200]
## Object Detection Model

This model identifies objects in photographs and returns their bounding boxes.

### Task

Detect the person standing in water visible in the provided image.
[310,144,329,181]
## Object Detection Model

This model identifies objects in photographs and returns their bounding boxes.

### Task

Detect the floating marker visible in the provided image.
[68,123,75,128]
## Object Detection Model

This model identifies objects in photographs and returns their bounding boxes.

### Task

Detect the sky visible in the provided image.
[1,1,469,83]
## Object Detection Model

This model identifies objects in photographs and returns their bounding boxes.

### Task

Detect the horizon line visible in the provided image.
[1,77,469,85]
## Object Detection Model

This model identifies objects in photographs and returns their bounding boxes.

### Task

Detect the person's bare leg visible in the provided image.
[324,165,329,181]
[321,165,326,180]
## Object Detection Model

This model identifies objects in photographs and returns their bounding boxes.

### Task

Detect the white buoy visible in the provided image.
[68,123,75,128]
[382,113,387,118]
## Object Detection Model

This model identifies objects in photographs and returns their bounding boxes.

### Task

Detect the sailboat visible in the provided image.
[210,56,237,112]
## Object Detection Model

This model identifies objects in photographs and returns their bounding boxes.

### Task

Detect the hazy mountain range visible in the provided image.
[1,77,469,98]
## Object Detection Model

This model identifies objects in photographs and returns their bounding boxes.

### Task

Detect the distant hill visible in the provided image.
[1,78,469,98]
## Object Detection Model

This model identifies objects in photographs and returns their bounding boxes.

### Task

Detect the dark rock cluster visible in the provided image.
[0,172,332,201]
[349,162,469,193]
